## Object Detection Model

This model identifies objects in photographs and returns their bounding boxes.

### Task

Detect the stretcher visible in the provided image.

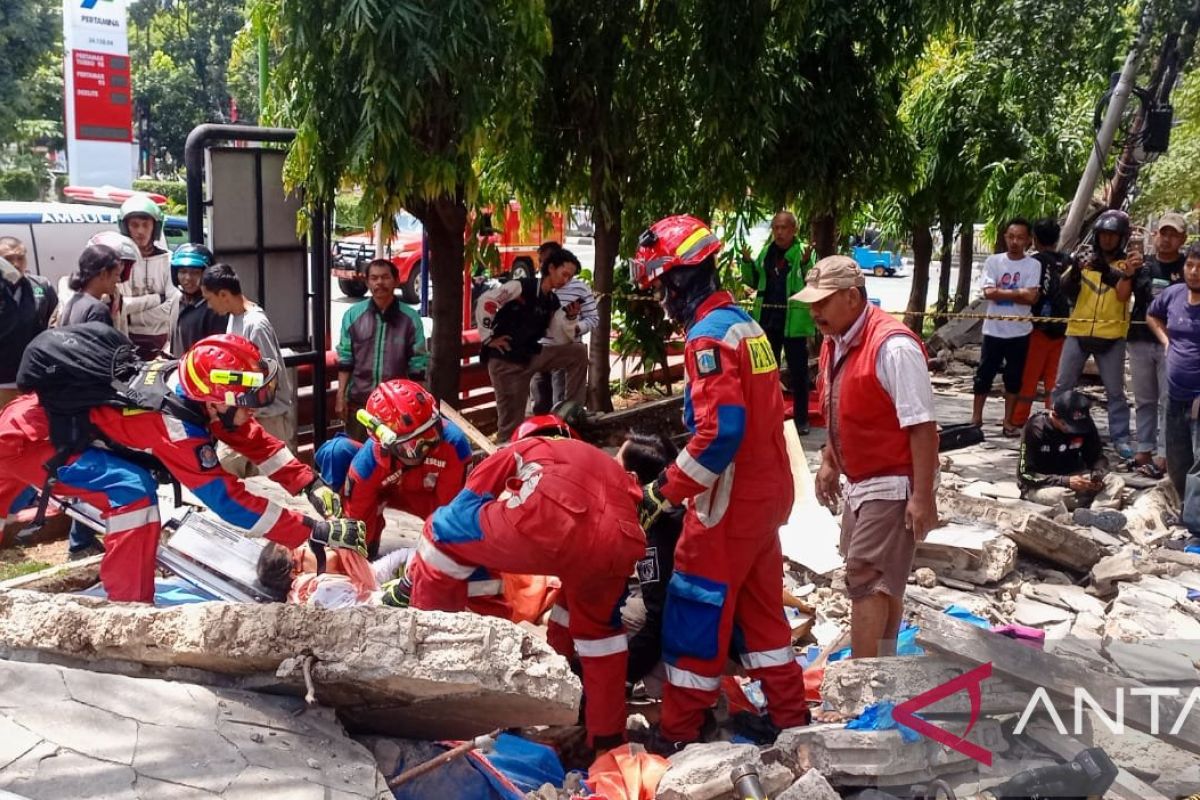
[156,509,274,602]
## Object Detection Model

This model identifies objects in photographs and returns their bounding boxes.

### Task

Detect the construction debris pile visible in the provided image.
[2,375,1200,798]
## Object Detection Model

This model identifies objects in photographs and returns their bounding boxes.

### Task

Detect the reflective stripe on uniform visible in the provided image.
[664,663,721,692]
[255,446,294,478]
[248,503,283,537]
[739,646,795,670]
[106,505,159,533]
[722,320,764,348]
[162,415,191,442]
[676,450,719,487]
[548,605,570,627]
[575,633,628,658]
[416,536,476,580]
[467,579,503,597]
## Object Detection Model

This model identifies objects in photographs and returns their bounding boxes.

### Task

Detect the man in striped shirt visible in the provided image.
[530,241,599,414]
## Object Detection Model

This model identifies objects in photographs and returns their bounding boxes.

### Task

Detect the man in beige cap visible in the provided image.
[1126,212,1189,477]
[799,256,939,664]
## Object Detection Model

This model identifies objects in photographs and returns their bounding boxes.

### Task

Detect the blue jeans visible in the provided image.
[1165,398,1200,535]
[1052,337,1131,444]
[68,519,100,553]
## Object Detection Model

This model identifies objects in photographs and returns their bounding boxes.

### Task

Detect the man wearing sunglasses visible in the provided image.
[0,333,364,603]
[314,380,473,561]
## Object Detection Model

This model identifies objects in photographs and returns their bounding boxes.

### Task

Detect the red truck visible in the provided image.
[332,201,564,302]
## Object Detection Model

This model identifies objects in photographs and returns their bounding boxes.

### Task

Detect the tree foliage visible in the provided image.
[263,0,549,403]
[128,0,247,168]
[1135,65,1200,214]
[0,0,59,147]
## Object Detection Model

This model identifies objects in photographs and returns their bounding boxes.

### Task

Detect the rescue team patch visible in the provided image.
[196,443,220,470]
[694,347,721,376]
[747,335,777,374]
[636,547,660,584]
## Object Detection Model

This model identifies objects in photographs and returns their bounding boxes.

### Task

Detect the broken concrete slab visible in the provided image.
[1103,640,1199,682]
[821,656,1029,718]
[937,489,1104,571]
[1011,596,1073,628]
[1019,583,1106,616]
[913,606,1200,756]
[0,659,389,800]
[928,301,985,352]
[1090,548,1142,595]
[1077,713,1200,797]
[0,588,580,738]
[776,768,840,800]
[656,742,793,800]
[914,523,1017,584]
[1121,485,1177,548]
[776,719,1005,787]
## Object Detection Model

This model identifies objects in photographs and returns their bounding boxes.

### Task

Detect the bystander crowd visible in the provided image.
[530,241,599,415]
[1012,218,1070,427]
[0,236,56,410]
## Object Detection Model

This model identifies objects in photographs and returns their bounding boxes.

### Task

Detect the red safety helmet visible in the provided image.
[631,214,722,290]
[179,335,280,408]
[361,379,443,461]
[510,414,581,442]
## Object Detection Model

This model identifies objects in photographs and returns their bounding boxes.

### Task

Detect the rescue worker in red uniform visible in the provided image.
[314,380,473,557]
[632,215,809,751]
[0,334,365,603]
[403,431,645,750]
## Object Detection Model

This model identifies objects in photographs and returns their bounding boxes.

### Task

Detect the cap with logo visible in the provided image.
[1052,390,1093,435]
[1157,212,1188,235]
[791,255,866,304]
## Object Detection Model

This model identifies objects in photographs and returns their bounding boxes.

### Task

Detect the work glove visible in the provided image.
[310,518,368,559]
[304,478,343,519]
[379,576,413,608]
[639,476,674,531]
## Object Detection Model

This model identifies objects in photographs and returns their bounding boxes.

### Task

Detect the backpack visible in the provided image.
[16,323,207,520]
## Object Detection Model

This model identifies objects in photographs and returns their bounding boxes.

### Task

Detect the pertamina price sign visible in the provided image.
[71,49,132,142]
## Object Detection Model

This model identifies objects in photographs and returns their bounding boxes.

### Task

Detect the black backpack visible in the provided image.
[16,323,207,520]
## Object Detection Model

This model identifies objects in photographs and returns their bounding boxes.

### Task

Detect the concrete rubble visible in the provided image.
[0,658,390,800]
[0,588,580,739]
[655,742,794,800]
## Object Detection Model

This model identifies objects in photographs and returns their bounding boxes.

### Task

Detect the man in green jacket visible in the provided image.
[740,211,817,434]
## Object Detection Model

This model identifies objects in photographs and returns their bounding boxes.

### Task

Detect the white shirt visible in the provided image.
[830,306,939,509]
[980,253,1040,339]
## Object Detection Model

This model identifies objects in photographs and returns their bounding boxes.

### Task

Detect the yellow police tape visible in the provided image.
[594,292,1151,325]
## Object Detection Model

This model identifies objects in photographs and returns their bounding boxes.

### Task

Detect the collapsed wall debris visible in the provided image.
[0,589,580,739]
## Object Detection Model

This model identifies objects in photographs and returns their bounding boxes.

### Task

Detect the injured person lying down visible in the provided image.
[256,541,405,608]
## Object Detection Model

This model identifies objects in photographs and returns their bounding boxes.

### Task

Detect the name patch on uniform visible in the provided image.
[694,348,721,377]
[636,547,660,584]
[747,335,777,374]
[195,443,219,470]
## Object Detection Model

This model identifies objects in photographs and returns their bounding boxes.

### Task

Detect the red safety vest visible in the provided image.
[819,305,927,483]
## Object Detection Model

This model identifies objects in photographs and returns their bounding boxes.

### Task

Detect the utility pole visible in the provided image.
[1061,4,1155,251]
[1106,0,1200,210]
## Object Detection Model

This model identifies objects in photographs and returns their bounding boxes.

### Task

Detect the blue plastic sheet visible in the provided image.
[480,733,565,794]
[1186,545,1200,556]
[79,576,220,606]
[943,604,990,628]
[846,700,919,743]
[828,622,924,663]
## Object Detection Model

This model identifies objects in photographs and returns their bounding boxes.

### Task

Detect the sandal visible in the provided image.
[1001,424,1022,438]
[1134,462,1165,479]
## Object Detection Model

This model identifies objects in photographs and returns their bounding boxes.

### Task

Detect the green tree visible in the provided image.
[1135,66,1200,214]
[128,0,248,167]
[505,0,803,409]
[264,0,548,404]
[0,0,58,146]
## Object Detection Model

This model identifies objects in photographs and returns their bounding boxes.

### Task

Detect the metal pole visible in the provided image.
[310,200,330,446]
[420,231,430,317]
[1061,4,1154,251]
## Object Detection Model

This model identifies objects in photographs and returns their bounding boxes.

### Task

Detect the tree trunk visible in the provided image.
[953,220,974,312]
[935,218,954,325]
[810,212,838,258]
[588,187,622,413]
[408,191,468,407]
[904,223,933,335]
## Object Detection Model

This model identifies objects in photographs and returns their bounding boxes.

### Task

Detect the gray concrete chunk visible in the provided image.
[0,588,580,738]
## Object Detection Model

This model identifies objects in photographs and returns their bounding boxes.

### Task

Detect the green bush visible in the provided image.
[133,178,188,213]
[0,166,42,201]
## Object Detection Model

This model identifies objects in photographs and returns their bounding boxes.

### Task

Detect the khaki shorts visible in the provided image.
[839,498,913,600]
